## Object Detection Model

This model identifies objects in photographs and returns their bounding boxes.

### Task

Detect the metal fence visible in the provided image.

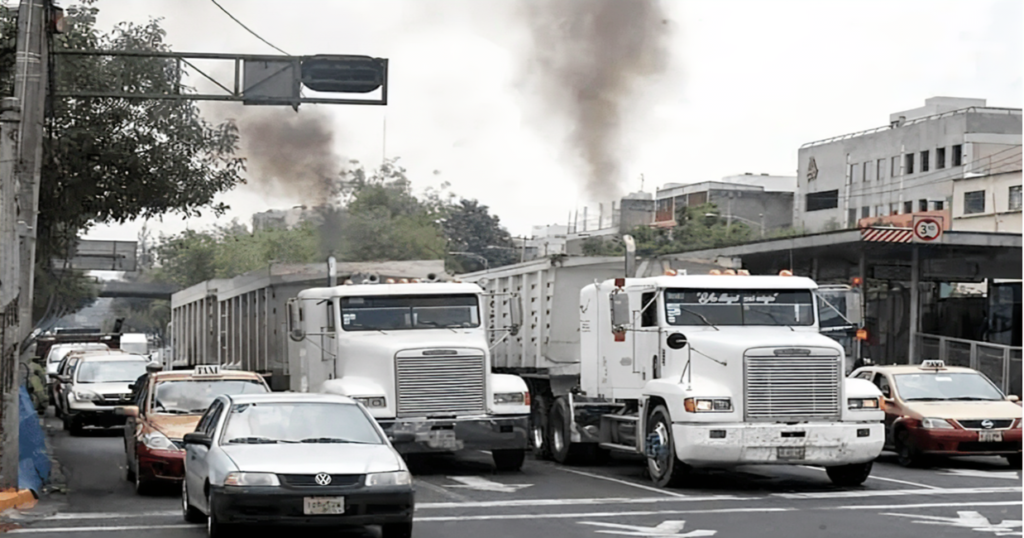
[914,332,1022,397]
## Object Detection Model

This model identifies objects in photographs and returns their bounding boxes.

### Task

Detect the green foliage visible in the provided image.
[31,264,99,331]
[442,199,518,273]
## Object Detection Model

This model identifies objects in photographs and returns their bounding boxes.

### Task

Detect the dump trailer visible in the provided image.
[168,260,447,390]
[459,247,885,488]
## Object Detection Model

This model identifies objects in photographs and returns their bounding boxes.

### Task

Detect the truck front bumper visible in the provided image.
[671,421,884,467]
[378,415,529,455]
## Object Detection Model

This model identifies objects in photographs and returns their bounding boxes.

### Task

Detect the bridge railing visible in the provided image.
[913,332,1023,397]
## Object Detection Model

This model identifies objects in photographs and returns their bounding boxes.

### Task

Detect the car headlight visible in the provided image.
[73,389,102,402]
[223,472,280,487]
[353,396,387,408]
[365,471,412,487]
[494,392,530,406]
[921,417,955,430]
[848,397,882,410]
[142,431,178,451]
[684,397,732,412]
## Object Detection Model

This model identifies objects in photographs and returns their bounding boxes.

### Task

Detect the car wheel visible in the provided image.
[182,481,205,524]
[1006,453,1022,469]
[825,461,873,487]
[68,417,84,436]
[895,430,926,468]
[134,456,153,495]
[530,393,552,460]
[381,521,413,538]
[206,491,231,537]
[493,449,526,472]
[646,405,690,488]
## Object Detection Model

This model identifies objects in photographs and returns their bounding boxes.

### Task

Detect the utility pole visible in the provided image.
[0,98,22,492]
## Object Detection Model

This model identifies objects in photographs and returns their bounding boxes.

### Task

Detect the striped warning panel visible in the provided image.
[861,227,913,242]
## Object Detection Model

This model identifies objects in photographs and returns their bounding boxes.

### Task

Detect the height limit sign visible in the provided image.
[913,215,944,242]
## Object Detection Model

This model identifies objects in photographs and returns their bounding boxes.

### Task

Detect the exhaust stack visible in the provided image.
[623,234,636,278]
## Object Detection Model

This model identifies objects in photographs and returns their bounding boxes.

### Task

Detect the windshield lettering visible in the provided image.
[665,289,815,327]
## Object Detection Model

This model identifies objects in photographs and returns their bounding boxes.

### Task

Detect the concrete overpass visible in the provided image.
[98,281,181,300]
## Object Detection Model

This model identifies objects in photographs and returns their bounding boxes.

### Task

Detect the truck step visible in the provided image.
[601,414,639,424]
[599,442,638,453]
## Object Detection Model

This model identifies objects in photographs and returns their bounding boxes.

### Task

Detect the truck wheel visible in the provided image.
[825,461,873,487]
[550,396,583,465]
[646,405,689,488]
[530,394,553,460]
[493,449,526,472]
[1006,453,1022,468]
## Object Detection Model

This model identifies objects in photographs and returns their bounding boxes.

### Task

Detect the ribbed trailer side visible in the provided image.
[170,280,223,369]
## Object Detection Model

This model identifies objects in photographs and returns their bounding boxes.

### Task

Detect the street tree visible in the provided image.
[442,199,518,273]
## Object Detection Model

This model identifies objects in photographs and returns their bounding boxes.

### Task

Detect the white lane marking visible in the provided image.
[447,475,533,493]
[579,520,716,537]
[416,478,473,502]
[834,501,1024,511]
[775,486,1021,500]
[552,467,689,498]
[882,511,1022,535]
[415,507,793,523]
[46,511,178,521]
[9,524,197,534]
[797,464,940,489]
[940,469,1023,480]
[418,494,744,510]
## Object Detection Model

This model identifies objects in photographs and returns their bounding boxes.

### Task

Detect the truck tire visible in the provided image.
[646,405,690,488]
[825,461,873,487]
[493,449,526,472]
[549,396,587,465]
[530,393,553,460]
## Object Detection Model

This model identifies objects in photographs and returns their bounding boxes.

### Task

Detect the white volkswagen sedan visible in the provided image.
[182,393,415,537]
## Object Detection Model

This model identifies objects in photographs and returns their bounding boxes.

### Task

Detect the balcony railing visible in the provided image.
[913,332,1022,397]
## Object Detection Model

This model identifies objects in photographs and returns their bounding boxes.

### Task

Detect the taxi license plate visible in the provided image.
[777,447,806,460]
[426,430,460,450]
[303,497,345,515]
[979,431,1003,443]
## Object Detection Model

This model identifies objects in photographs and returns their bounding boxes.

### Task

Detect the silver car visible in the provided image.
[182,393,415,538]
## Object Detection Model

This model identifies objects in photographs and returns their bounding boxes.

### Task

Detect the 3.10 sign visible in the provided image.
[912,215,943,242]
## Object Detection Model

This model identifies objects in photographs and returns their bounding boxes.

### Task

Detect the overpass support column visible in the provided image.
[908,246,920,363]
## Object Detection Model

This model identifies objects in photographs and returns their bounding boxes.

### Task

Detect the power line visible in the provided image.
[209,0,290,56]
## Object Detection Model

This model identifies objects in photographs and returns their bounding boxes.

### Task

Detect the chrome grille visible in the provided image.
[395,353,486,418]
[744,352,841,421]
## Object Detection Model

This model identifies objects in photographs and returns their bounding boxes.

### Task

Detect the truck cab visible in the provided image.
[579,272,885,487]
[287,280,531,471]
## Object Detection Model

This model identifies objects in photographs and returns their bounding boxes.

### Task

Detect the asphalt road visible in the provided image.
[3,414,1022,538]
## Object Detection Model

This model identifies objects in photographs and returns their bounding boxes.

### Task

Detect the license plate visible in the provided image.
[303,497,345,515]
[777,447,806,460]
[426,430,460,450]
[979,431,1003,443]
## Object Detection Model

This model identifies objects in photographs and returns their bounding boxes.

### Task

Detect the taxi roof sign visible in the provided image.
[920,360,946,370]
[193,365,222,377]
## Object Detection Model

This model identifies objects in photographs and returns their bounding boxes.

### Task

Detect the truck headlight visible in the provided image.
[223,472,280,487]
[142,431,177,451]
[684,398,732,412]
[73,389,102,402]
[365,470,412,487]
[847,397,881,410]
[921,417,955,430]
[494,392,530,406]
[353,396,387,408]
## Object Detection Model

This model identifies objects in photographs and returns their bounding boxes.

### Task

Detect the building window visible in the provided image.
[861,206,870,219]
[936,147,946,169]
[963,190,986,214]
[860,162,868,181]
[875,204,886,216]
[920,150,930,172]
[877,159,884,181]
[847,208,858,228]
[889,203,900,215]
[904,153,915,175]
[805,190,839,212]
[952,144,962,166]
[903,201,913,214]
[932,200,944,211]
[848,163,857,185]
[1010,186,1023,211]
[891,156,900,177]
[919,199,928,212]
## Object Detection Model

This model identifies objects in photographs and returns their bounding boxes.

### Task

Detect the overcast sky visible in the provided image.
[79,0,1023,243]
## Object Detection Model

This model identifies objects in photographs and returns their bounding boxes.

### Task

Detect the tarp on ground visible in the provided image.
[18,385,50,495]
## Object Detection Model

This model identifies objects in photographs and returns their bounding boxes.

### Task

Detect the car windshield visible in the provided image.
[222,402,384,445]
[894,372,1005,401]
[152,380,269,415]
[76,360,148,384]
[340,294,480,331]
[664,289,816,326]
[49,344,108,363]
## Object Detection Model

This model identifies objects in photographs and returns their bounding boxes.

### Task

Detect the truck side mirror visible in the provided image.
[611,292,630,329]
[508,294,522,336]
[287,298,305,342]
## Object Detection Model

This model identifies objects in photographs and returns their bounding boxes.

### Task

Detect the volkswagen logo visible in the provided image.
[314,473,332,486]
[981,419,994,429]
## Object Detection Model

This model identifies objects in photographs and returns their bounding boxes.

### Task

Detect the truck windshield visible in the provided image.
[340,294,480,331]
[664,289,815,326]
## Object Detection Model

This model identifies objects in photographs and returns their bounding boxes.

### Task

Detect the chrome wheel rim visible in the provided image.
[648,421,670,476]
[552,424,564,454]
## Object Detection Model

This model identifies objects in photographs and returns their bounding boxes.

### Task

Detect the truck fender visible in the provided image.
[320,377,387,398]
[490,373,531,415]
[643,378,732,422]
[842,378,885,422]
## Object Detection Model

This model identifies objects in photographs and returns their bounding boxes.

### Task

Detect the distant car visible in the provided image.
[50,349,128,420]
[120,365,271,494]
[850,360,1022,467]
[59,353,149,435]
[45,342,110,377]
[182,393,414,538]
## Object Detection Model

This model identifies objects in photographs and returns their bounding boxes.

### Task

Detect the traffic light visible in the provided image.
[300,55,386,94]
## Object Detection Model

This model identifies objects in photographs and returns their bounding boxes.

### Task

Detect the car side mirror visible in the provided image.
[881,387,891,399]
[58,375,71,384]
[47,372,60,380]
[1007,395,1020,403]
[183,432,212,448]
[127,383,135,391]
[115,405,139,417]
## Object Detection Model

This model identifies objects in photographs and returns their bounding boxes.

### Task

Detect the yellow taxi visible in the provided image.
[850,360,1022,468]
[119,365,270,494]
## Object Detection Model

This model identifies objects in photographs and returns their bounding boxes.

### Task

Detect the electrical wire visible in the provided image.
[209,0,290,56]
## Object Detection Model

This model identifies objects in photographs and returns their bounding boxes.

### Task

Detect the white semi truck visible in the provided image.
[460,242,885,487]
[286,276,531,471]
